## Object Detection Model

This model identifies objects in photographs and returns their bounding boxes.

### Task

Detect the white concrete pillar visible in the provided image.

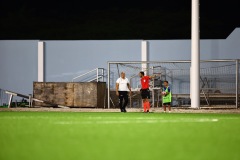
[141,41,149,75]
[38,41,45,82]
[191,0,200,108]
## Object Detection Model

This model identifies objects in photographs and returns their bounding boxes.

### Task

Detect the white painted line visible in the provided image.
[54,118,219,125]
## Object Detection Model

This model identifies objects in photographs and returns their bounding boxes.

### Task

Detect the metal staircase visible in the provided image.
[72,68,106,82]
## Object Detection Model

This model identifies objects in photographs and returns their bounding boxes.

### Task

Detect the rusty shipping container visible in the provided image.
[33,82,106,108]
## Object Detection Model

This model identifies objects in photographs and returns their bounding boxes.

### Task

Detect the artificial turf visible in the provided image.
[0,112,239,160]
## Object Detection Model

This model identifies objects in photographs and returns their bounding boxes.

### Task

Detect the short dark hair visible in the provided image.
[164,80,168,83]
[140,71,144,76]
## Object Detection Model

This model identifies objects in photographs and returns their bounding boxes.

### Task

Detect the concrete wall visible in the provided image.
[0,40,38,96]
[220,29,240,59]
[44,40,142,82]
[149,28,240,61]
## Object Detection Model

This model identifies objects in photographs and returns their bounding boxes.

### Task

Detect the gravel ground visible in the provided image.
[0,107,240,114]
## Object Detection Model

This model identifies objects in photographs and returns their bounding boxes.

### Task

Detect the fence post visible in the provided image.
[0,89,2,106]
[96,68,99,82]
[130,78,132,108]
[38,41,45,82]
[102,68,104,82]
[236,60,239,109]
[108,63,111,109]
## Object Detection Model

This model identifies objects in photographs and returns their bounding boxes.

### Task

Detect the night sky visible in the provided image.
[0,0,240,40]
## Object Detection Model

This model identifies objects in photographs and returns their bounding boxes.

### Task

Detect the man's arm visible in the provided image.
[116,83,119,96]
[127,83,132,95]
[149,75,156,79]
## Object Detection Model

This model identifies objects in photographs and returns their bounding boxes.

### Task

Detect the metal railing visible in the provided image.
[72,68,106,82]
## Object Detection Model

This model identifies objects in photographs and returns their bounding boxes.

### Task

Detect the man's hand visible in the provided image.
[116,91,119,96]
[152,74,157,79]
[129,91,132,96]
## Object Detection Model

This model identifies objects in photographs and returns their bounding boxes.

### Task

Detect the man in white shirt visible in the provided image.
[116,72,132,112]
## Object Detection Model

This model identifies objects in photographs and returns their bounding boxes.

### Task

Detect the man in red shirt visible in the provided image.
[139,71,155,113]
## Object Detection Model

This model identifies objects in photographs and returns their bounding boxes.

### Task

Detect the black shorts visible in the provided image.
[163,102,171,105]
[141,89,150,99]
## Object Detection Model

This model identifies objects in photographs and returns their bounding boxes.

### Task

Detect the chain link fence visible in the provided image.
[107,60,239,109]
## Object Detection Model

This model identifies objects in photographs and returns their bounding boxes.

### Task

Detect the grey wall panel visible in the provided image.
[44,40,142,82]
[148,40,191,61]
[220,29,240,59]
[148,39,225,61]
[0,40,38,95]
[148,28,240,61]
[199,40,223,60]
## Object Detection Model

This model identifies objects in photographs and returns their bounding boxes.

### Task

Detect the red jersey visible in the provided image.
[141,76,150,89]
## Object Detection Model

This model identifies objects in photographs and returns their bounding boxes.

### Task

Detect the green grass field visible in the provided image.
[0,112,240,160]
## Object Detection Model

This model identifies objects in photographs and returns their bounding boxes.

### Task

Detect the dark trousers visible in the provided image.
[118,91,128,112]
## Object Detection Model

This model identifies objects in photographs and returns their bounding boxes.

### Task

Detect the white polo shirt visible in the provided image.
[116,77,130,91]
